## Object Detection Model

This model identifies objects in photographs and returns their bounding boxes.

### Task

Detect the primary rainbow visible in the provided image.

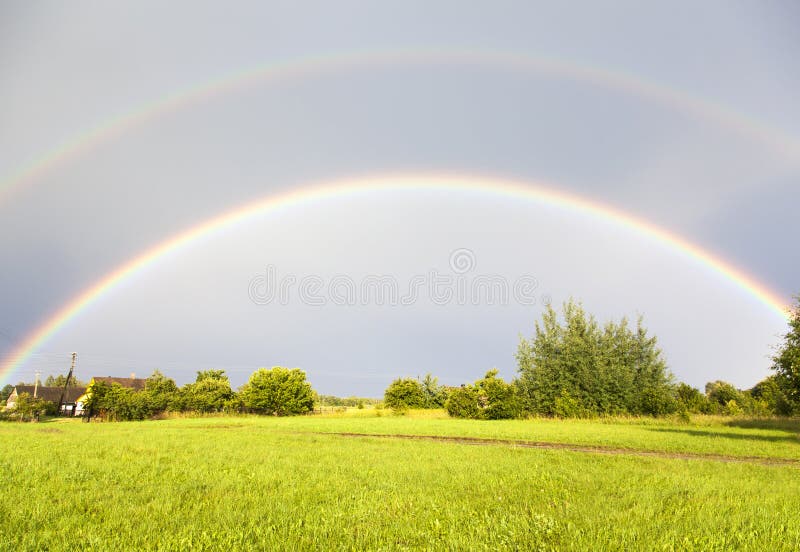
[0,173,790,383]
[2,48,800,203]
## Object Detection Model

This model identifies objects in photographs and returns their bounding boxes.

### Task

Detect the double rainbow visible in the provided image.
[3,49,799,203]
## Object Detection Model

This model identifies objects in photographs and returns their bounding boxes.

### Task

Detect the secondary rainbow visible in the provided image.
[0,173,790,383]
[2,48,799,204]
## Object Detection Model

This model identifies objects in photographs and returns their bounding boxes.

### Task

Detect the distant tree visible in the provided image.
[181,370,234,413]
[383,378,426,410]
[144,370,179,413]
[772,296,800,412]
[0,384,12,403]
[317,395,380,407]
[705,381,742,406]
[420,373,448,408]
[43,374,86,388]
[240,367,315,416]
[750,376,793,416]
[674,383,707,413]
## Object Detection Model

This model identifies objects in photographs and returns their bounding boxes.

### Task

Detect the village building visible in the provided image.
[5,385,87,415]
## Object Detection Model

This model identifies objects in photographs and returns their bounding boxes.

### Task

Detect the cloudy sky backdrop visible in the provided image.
[1,2,798,394]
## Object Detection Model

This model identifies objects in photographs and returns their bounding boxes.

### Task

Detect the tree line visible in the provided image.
[4,296,799,422]
[383,297,800,419]
[1,367,315,422]
[82,367,315,421]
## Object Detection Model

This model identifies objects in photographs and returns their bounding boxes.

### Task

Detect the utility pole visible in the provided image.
[33,371,40,398]
[56,352,77,416]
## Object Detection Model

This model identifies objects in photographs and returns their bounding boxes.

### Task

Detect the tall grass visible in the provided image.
[1,415,798,550]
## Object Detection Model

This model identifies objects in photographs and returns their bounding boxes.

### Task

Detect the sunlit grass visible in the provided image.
[1,414,799,550]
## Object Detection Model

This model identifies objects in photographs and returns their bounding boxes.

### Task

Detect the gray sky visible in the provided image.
[1,1,798,395]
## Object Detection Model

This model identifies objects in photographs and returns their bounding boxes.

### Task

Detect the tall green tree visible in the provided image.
[772,296,800,411]
[517,299,675,416]
[240,367,315,416]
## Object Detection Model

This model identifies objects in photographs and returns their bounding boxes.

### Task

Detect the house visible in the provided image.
[5,385,87,415]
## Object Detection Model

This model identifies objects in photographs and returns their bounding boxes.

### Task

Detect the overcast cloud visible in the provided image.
[1,1,798,394]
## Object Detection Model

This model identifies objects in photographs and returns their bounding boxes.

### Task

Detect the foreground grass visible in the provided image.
[1,414,799,550]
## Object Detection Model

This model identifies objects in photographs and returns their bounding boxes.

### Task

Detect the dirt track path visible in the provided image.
[320,431,800,467]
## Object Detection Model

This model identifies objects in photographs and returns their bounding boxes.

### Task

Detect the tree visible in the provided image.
[240,367,314,416]
[517,299,675,417]
[772,296,800,411]
[43,374,86,387]
[144,370,179,413]
[0,384,12,403]
[674,383,707,413]
[420,373,447,408]
[750,376,793,416]
[705,381,742,406]
[383,378,426,410]
[8,392,51,421]
[181,370,234,413]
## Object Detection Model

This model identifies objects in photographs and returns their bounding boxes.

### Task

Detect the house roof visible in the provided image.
[91,377,147,391]
[12,386,86,404]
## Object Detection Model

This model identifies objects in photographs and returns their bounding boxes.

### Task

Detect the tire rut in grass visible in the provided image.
[317,432,800,467]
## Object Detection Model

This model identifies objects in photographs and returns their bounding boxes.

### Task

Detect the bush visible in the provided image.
[674,383,707,413]
[705,381,743,407]
[750,376,794,416]
[384,378,426,410]
[552,389,591,419]
[240,367,315,416]
[639,386,678,417]
[445,386,481,419]
[445,370,522,420]
[180,370,234,413]
[479,370,523,420]
[7,392,51,421]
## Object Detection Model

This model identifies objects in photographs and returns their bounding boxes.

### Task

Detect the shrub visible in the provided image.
[552,389,591,419]
[240,367,315,416]
[674,383,707,413]
[478,370,523,420]
[384,378,426,410]
[7,392,51,421]
[181,370,234,413]
[445,370,522,420]
[445,385,481,419]
[639,386,678,417]
[705,381,743,407]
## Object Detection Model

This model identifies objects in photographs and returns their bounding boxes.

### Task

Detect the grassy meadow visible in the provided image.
[2,411,799,551]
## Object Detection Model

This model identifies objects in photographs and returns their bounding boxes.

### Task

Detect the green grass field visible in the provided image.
[2,412,799,551]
